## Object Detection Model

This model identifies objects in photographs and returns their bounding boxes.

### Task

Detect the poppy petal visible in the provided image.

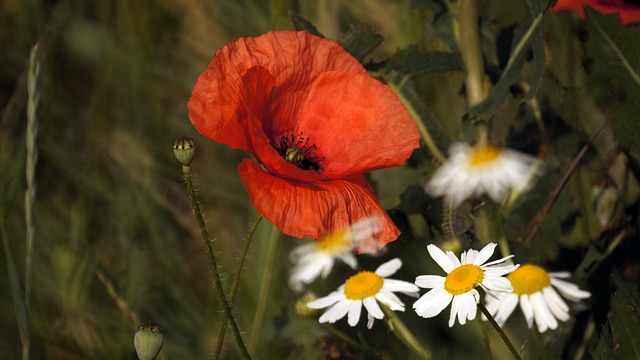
[188,31,366,150]
[238,159,400,251]
[297,71,419,178]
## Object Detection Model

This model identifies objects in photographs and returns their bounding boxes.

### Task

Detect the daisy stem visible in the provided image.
[182,165,252,360]
[498,236,512,258]
[248,223,280,356]
[213,215,263,360]
[324,324,380,357]
[477,302,522,360]
[458,0,488,146]
[381,306,432,360]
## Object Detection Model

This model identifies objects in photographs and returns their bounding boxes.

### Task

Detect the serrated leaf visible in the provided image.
[289,12,323,38]
[612,101,640,163]
[591,321,615,360]
[609,275,640,359]
[337,26,384,62]
[388,46,462,78]
[585,7,640,90]
[469,0,547,117]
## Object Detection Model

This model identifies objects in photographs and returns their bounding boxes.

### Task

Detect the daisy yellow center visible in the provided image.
[344,271,383,300]
[507,264,550,295]
[318,230,351,253]
[444,264,484,295]
[468,145,502,167]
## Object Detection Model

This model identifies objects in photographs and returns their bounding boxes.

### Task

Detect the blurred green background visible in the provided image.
[2,0,640,359]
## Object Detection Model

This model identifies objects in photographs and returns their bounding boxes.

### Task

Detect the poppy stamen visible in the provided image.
[274,130,323,171]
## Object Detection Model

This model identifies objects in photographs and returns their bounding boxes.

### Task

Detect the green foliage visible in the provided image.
[596,275,640,359]
[1,0,640,359]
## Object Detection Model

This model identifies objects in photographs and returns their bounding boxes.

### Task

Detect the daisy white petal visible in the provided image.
[493,293,519,326]
[550,277,591,302]
[483,264,591,332]
[310,258,414,328]
[414,288,453,318]
[414,242,517,326]
[363,297,384,319]
[530,292,557,332]
[376,291,404,311]
[520,295,535,328]
[427,244,455,273]
[383,279,420,294]
[376,258,402,277]
[347,300,362,326]
[473,243,496,265]
[425,143,539,207]
[415,275,446,289]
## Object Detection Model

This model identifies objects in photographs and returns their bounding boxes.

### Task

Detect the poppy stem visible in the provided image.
[477,302,522,360]
[213,215,263,359]
[381,305,432,360]
[249,223,280,356]
[182,165,252,360]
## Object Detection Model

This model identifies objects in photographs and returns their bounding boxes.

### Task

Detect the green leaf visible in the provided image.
[585,7,640,90]
[469,1,547,117]
[591,322,615,360]
[609,275,640,359]
[612,101,640,163]
[388,46,462,78]
[337,26,384,62]
[386,72,452,163]
[289,12,323,38]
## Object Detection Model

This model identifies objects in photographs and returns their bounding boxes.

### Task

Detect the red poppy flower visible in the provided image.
[188,31,419,252]
[554,0,640,25]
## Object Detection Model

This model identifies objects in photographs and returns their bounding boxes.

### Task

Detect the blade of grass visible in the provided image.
[25,44,40,310]
[1,217,30,360]
[248,223,280,357]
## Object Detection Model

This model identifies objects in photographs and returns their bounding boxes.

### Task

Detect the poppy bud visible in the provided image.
[173,136,196,166]
[295,292,320,318]
[591,176,620,230]
[134,322,163,360]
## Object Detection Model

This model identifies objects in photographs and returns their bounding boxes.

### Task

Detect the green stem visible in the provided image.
[458,0,488,146]
[478,302,521,360]
[381,306,432,360]
[214,215,263,359]
[182,165,251,360]
[498,236,512,259]
[249,223,280,356]
[387,79,447,163]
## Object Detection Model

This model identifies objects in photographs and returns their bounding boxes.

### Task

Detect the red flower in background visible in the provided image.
[188,31,419,252]
[554,0,640,25]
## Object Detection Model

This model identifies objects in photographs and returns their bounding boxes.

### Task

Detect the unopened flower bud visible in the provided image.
[295,292,320,318]
[173,136,196,166]
[134,322,163,360]
[591,176,620,230]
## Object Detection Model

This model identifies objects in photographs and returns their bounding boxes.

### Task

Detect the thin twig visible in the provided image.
[213,215,262,359]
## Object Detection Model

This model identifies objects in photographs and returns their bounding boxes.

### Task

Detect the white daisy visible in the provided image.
[413,243,518,327]
[425,142,538,207]
[288,217,383,291]
[484,264,591,333]
[306,258,419,329]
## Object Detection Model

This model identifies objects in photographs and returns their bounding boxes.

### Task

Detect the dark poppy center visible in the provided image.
[274,131,322,171]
